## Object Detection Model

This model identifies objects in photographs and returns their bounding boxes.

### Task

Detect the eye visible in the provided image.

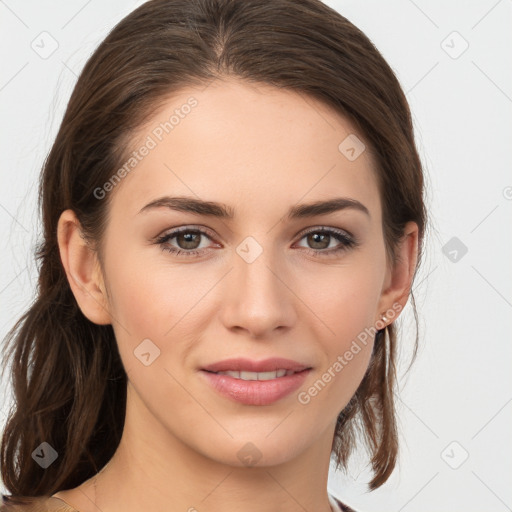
[155,226,217,257]
[294,227,358,257]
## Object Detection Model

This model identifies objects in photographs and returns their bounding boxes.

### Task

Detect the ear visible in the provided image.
[57,209,111,325]
[376,221,419,324]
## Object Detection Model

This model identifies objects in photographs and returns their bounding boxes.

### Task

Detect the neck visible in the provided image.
[61,381,338,512]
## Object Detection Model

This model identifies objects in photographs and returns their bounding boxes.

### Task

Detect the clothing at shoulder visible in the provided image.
[328,492,357,512]
[0,496,78,512]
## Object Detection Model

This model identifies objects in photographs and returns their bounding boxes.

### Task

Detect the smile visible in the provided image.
[208,369,299,380]
[200,368,311,405]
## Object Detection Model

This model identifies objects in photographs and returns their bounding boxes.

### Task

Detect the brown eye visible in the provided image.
[305,232,330,250]
[296,228,358,256]
[155,227,216,257]
[174,231,202,250]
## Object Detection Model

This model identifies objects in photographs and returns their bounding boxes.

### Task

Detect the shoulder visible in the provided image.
[0,496,79,512]
[328,493,357,512]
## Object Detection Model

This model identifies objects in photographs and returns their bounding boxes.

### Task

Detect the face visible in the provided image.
[78,78,400,467]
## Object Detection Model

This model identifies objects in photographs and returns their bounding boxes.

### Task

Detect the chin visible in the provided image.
[196,434,307,469]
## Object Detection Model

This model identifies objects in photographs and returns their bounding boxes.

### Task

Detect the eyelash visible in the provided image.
[155,225,358,259]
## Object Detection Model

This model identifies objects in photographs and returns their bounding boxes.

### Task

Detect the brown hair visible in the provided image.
[1,0,426,497]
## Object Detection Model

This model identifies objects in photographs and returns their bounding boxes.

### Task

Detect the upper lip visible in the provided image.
[202,357,311,373]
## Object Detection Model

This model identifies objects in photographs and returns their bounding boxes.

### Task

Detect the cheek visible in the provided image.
[102,248,220,371]
[301,287,377,417]
[297,261,383,405]
[297,256,383,339]
[104,245,196,332]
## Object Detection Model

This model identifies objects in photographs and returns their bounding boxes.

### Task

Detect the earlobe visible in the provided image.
[377,221,419,325]
[57,209,111,325]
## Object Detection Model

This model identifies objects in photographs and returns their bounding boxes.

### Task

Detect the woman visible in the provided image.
[0,0,426,510]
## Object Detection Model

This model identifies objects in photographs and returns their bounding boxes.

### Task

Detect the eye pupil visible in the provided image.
[308,233,329,249]
[178,232,201,249]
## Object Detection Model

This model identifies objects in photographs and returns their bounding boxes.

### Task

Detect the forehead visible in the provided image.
[108,78,381,224]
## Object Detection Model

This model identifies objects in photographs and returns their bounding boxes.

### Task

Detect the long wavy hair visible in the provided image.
[1,0,426,498]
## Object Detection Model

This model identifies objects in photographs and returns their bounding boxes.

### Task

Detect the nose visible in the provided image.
[218,246,297,338]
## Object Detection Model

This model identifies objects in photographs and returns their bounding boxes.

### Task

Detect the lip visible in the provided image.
[201,357,311,373]
[200,368,311,406]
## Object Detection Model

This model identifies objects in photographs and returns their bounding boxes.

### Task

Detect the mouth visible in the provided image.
[199,357,312,405]
[202,368,310,381]
[201,357,311,375]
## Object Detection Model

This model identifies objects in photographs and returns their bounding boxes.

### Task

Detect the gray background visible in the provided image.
[1,0,511,510]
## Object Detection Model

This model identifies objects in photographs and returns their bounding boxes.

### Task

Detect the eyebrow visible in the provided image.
[138,195,370,219]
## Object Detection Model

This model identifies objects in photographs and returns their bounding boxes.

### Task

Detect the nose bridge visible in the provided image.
[220,235,296,336]
[237,242,282,299]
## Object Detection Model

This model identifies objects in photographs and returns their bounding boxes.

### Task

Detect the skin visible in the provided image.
[55,78,418,512]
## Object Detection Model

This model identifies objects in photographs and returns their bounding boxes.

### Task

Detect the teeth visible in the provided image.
[215,369,296,380]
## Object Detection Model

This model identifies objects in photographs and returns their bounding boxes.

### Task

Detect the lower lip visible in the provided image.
[200,369,311,406]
